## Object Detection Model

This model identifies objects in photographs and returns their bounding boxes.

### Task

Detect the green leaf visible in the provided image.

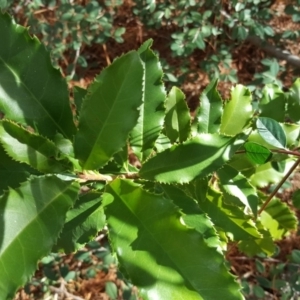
[0,120,72,173]
[282,123,300,148]
[164,86,191,143]
[196,185,261,241]
[73,86,87,116]
[220,84,252,136]
[244,142,272,164]
[54,191,105,253]
[259,84,286,122]
[217,165,259,216]
[0,176,79,299]
[74,51,143,170]
[194,79,223,134]
[287,78,300,122]
[140,133,246,184]
[161,184,221,248]
[260,198,297,240]
[250,161,294,188]
[0,13,75,139]
[0,144,39,194]
[256,117,286,148]
[130,40,166,162]
[154,132,172,152]
[238,221,275,257]
[103,179,243,300]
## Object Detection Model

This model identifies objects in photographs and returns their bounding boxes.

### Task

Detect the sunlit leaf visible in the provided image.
[260,198,297,240]
[193,79,223,134]
[130,39,166,161]
[256,117,286,149]
[220,84,253,136]
[74,51,143,170]
[0,176,79,299]
[140,133,246,183]
[259,84,286,122]
[103,179,243,300]
[0,120,72,173]
[0,13,75,139]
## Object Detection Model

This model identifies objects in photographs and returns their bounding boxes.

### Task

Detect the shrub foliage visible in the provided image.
[1,12,300,299]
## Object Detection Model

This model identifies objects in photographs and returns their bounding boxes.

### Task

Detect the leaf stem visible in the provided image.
[236,148,300,157]
[77,171,139,182]
[257,157,300,215]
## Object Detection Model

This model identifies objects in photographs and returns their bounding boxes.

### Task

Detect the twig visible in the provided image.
[102,44,111,65]
[49,283,85,300]
[70,46,81,79]
[258,157,300,215]
[77,171,139,182]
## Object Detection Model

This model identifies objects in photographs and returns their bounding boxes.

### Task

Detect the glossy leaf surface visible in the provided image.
[103,179,243,300]
[164,86,190,143]
[0,120,72,173]
[194,79,223,134]
[0,13,75,139]
[130,40,166,161]
[140,133,246,183]
[0,176,79,299]
[256,117,286,149]
[75,51,143,170]
[220,84,252,136]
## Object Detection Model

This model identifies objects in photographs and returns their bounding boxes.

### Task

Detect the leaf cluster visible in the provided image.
[1,12,300,300]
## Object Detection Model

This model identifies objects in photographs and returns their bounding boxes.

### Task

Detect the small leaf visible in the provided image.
[53,191,105,253]
[164,86,191,143]
[130,39,166,162]
[140,133,246,184]
[74,51,143,170]
[260,198,297,239]
[244,142,272,164]
[0,120,72,173]
[103,179,243,300]
[0,176,79,299]
[220,84,253,136]
[0,13,75,139]
[194,79,223,134]
[256,117,286,148]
